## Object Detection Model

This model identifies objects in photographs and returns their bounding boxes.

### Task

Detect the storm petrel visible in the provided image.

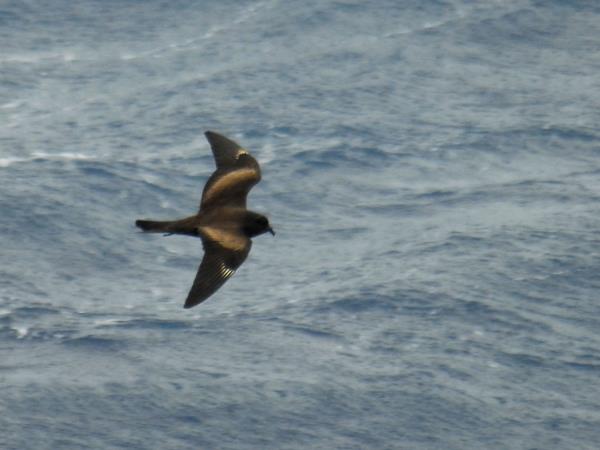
[136,131,274,308]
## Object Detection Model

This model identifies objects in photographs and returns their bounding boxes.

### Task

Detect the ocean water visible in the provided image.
[1,0,600,448]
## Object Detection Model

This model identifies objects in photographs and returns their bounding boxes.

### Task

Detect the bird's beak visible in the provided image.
[268,227,275,236]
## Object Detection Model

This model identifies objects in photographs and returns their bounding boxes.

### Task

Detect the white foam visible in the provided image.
[259,142,276,165]
[31,151,92,161]
[13,326,29,339]
[0,101,23,109]
[0,157,28,168]
[93,318,123,327]
[2,51,82,64]
[0,152,93,168]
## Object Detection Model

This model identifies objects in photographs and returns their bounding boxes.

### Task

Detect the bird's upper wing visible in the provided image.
[183,227,251,309]
[200,131,261,210]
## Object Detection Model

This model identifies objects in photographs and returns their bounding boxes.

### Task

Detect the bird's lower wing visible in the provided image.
[184,238,251,309]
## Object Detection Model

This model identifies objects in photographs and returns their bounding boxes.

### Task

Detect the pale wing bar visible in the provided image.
[200,131,261,210]
[201,167,259,209]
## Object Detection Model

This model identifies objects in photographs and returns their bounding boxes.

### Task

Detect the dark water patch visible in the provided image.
[439,296,555,336]
[519,125,599,143]
[316,293,400,315]
[282,324,342,341]
[437,363,474,382]
[62,335,127,351]
[292,143,402,174]
[292,150,336,171]
[499,179,595,204]
[413,231,499,258]
[368,328,428,355]
[9,305,61,318]
[467,8,560,49]
[173,414,202,425]
[415,189,457,200]
[465,125,600,159]
[496,351,548,369]
[324,226,368,238]
[563,361,600,373]
[73,161,156,194]
[243,128,273,140]
[324,145,394,167]
[410,179,591,211]
[361,201,426,217]
[190,370,229,380]
[508,178,568,189]
[76,163,119,179]
[402,187,496,210]
[386,288,441,313]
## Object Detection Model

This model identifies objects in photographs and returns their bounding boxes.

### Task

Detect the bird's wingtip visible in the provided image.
[183,297,199,309]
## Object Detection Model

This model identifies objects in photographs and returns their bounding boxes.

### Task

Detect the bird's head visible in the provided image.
[243,212,275,238]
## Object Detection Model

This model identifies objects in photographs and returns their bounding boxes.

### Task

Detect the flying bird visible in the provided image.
[136,131,274,308]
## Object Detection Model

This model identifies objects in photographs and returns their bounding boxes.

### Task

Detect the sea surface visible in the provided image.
[1,1,600,449]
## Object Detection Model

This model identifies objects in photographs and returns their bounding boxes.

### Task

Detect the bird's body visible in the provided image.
[136,131,273,309]
[136,207,267,238]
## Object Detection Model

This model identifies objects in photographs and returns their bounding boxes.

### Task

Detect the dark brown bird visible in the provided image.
[136,131,274,308]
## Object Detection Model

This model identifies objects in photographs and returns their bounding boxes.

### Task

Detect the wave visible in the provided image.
[0,51,80,64]
[0,152,93,168]
[62,335,127,351]
[120,1,274,61]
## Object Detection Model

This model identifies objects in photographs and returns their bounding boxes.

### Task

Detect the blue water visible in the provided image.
[2,1,600,449]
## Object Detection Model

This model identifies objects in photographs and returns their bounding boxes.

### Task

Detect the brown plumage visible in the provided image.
[136,131,274,308]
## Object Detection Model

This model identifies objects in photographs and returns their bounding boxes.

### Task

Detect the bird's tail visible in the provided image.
[135,219,177,233]
[136,217,199,236]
